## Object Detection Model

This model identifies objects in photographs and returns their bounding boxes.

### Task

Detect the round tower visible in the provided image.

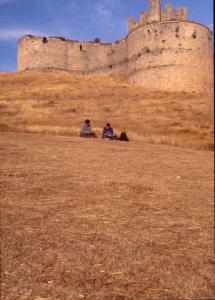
[127,20,213,93]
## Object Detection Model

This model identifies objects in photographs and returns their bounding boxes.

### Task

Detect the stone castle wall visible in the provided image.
[17,0,213,93]
[67,39,128,74]
[17,37,68,71]
[127,21,213,92]
[18,36,128,75]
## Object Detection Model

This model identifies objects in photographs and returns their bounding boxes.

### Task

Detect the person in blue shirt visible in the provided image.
[102,123,117,140]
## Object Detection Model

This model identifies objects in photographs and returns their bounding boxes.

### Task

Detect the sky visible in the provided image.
[0,0,213,72]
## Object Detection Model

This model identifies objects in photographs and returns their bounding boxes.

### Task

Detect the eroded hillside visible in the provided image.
[0,70,213,150]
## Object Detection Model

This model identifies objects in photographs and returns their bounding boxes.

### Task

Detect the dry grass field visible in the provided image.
[1,133,214,300]
[0,70,213,150]
[0,71,214,300]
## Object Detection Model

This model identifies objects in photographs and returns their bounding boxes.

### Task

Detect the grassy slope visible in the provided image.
[0,70,214,150]
[1,133,214,300]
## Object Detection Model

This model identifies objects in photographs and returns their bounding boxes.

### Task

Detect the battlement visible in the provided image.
[128,0,188,33]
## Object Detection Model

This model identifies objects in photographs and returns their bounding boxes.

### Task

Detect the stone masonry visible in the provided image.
[17,0,213,93]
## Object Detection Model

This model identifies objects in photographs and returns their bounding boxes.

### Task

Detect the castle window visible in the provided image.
[109,65,112,69]
[42,37,48,44]
[162,40,165,43]
[176,26,179,33]
[192,31,197,39]
[148,30,150,34]
[80,45,82,51]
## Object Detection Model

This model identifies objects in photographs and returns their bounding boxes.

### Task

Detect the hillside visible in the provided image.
[0,70,213,151]
[0,70,214,298]
[1,132,214,300]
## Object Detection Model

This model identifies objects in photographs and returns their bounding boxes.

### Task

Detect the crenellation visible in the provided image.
[17,0,213,93]
[128,17,139,33]
[173,7,188,21]
[148,0,161,23]
[161,4,173,21]
[140,11,149,25]
[180,7,188,21]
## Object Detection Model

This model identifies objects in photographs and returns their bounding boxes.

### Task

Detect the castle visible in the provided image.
[17,0,213,93]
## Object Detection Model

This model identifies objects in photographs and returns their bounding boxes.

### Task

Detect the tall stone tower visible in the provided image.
[148,0,161,23]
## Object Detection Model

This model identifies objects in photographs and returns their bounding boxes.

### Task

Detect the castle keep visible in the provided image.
[17,0,213,93]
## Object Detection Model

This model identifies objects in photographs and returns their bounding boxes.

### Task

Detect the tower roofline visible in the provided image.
[127,20,212,36]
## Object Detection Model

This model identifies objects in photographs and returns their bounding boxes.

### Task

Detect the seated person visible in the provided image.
[102,123,117,140]
[80,119,97,138]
